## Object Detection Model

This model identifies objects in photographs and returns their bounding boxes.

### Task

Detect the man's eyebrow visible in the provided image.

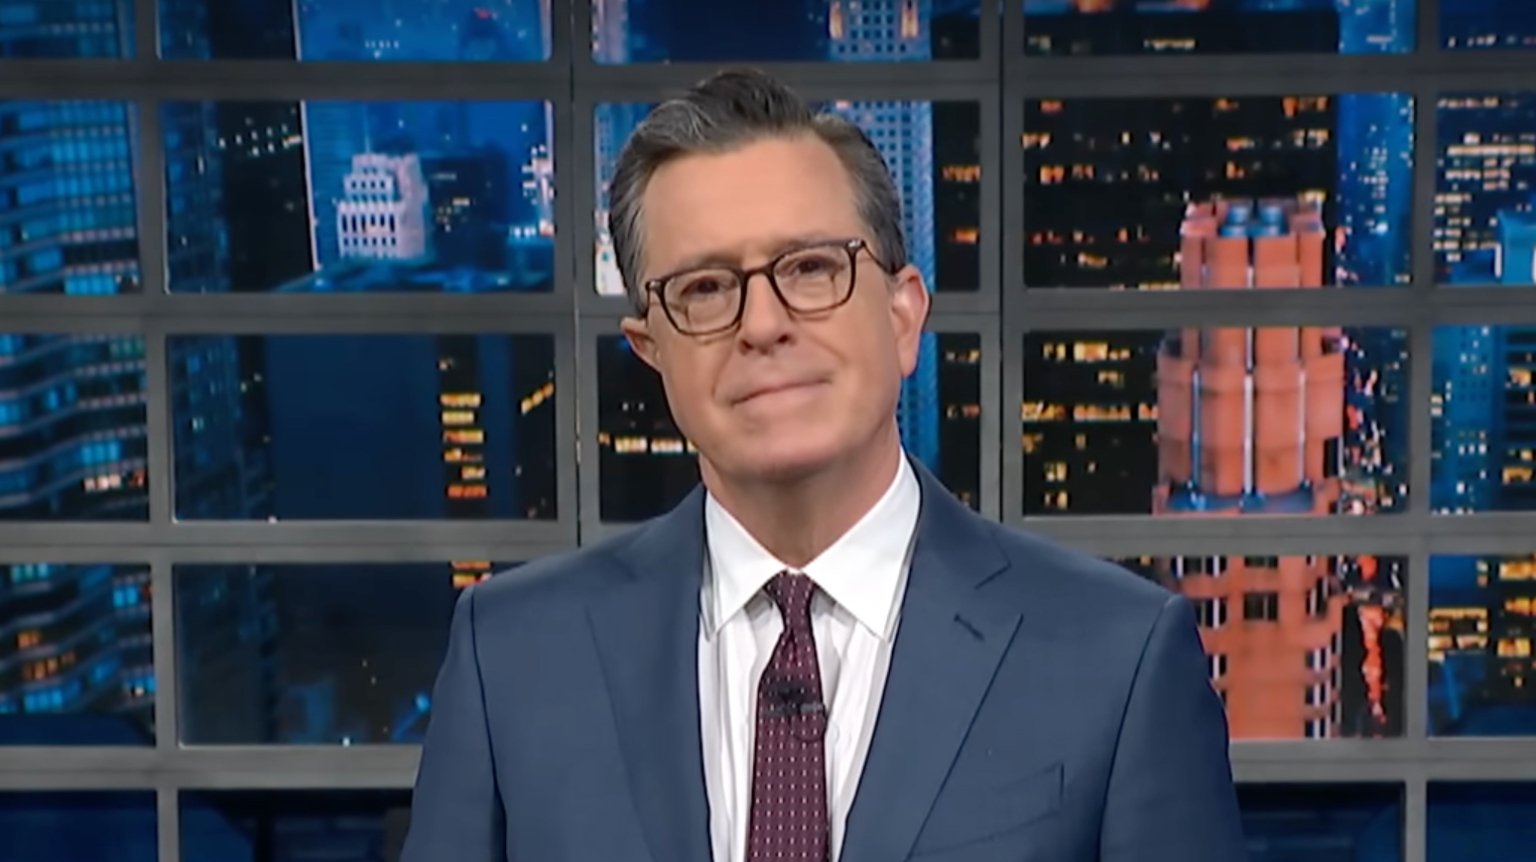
[660,233,853,276]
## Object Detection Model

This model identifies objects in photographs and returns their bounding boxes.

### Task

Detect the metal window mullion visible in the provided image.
[575,316,604,543]
[135,304,575,332]
[157,783,181,862]
[1404,774,1427,862]
[149,553,181,776]
[132,0,156,61]
[1405,551,1430,744]
[0,60,571,100]
[1000,37,1026,521]
[979,314,1003,522]
[130,96,172,528]
[148,541,576,565]
[571,92,609,318]
[0,522,577,550]
[547,0,575,71]
[973,76,1003,314]
[16,736,1536,787]
[553,321,581,537]
[1415,0,1441,59]
[575,62,998,93]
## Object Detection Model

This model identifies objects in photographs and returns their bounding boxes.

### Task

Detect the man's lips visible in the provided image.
[732,380,825,405]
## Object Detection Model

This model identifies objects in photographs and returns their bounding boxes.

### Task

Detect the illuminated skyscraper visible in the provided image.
[1497,207,1536,286]
[439,339,492,517]
[0,9,152,738]
[1156,198,1341,517]
[1431,326,1498,514]
[593,102,652,299]
[1441,0,1536,50]
[1429,553,1536,734]
[1152,197,1399,739]
[0,562,154,742]
[0,97,151,523]
[1432,93,1536,515]
[591,0,632,62]
[1435,93,1536,284]
[0,0,132,57]
[337,153,431,262]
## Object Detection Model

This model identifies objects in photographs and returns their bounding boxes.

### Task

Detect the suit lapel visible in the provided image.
[840,464,1020,862]
[587,488,713,862]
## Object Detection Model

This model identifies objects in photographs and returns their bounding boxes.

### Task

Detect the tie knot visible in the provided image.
[765,571,816,629]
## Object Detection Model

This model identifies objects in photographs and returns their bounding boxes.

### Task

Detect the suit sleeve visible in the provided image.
[400,584,507,862]
[1099,594,1247,862]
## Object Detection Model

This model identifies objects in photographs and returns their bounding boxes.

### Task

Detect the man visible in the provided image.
[402,69,1246,862]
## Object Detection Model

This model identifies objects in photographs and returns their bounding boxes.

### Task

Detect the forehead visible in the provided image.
[639,135,865,273]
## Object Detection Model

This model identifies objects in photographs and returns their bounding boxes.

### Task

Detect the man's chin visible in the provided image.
[711,443,842,486]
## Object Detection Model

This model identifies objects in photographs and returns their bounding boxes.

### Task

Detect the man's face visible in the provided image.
[620,134,929,485]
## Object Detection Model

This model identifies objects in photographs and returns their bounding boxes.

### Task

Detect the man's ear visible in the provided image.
[888,263,931,376]
[621,315,662,371]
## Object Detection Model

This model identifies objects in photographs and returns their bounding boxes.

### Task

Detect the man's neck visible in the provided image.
[699,427,904,570]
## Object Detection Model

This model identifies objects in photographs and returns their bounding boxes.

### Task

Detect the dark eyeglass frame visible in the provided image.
[642,237,891,336]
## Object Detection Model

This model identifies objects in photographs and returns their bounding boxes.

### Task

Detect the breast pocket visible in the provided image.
[908,761,1063,858]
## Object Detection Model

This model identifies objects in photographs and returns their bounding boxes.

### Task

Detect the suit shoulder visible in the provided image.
[468,524,645,614]
[981,518,1177,615]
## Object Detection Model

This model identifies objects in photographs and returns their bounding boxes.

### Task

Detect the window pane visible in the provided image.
[1023,0,1413,55]
[1442,3,1536,51]
[0,0,134,58]
[594,100,980,298]
[169,334,556,520]
[1429,783,1536,859]
[162,100,554,294]
[0,334,150,521]
[1023,93,1413,290]
[1023,327,1409,516]
[1118,555,1405,739]
[1240,783,1401,861]
[159,0,550,61]
[1436,94,1536,287]
[597,332,983,521]
[592,0,980,63]
[182,790,410,862]
[0,101,142,295]
[1431,326,1536,513]
[1429,554,1536,736]
[176,561,518,745]
[0,562,153,746]
[0,792,156,862]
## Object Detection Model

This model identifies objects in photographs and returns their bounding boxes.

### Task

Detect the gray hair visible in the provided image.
[608,68,908,316]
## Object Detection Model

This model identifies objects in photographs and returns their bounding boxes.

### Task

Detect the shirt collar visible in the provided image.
[702,454,921,641]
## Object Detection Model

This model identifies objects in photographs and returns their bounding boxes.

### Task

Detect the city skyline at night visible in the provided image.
[591,0,981,64]
[1024,92,1415,291]
[1023,0,1413,56]
[1,2,562,778]
[176,561,520,748]
[1121,554,1405,740]
[1020,83,1414,523]
[1023,324,1409,517]
[1429,553,1536,737]
[10,0,1536,859]
[159,0,551,61]
[1430,92,1536,519]
[1441,0,1536,51]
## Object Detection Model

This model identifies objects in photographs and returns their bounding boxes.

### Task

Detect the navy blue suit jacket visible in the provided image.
[401,461,1246,861]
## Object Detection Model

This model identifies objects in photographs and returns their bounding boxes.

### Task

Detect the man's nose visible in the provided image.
[736,271,793,345]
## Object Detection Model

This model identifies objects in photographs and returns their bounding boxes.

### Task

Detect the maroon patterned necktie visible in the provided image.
[746,571,830,862]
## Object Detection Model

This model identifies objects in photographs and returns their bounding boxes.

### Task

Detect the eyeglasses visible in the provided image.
[642,238,888,336]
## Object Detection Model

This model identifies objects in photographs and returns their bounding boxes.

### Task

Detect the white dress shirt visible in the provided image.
[698,454,922,862]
